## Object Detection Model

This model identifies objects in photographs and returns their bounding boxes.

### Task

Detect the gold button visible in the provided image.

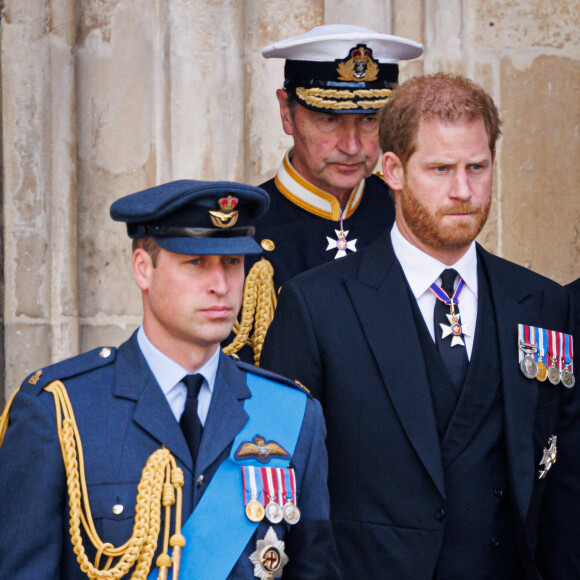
[112,504,124,515]
[261,239,275,252]
[99,347,112,358]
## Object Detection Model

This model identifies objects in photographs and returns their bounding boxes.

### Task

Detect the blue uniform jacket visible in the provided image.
[0,332,339,579]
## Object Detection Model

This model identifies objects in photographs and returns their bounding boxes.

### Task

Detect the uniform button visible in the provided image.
[99,347,112,358]
[490,537,500,548]
[435,508,446,521]
[261,239,275,252]
[494,487,504,498]
[112,504,124,515]
[197,474,204,488]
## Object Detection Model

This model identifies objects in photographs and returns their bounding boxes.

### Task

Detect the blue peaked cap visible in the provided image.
[110,180,270,255]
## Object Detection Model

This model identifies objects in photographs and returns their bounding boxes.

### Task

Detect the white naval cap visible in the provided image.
[262,25,423,114]
[262,24,423,64]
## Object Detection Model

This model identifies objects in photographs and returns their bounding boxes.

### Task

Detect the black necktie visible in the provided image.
[434,269,469,392]
[180,374,204,464]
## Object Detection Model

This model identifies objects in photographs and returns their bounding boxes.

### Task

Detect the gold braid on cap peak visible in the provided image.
[223,258,277,366]
[295,87,393,111]
[0,382,186,580]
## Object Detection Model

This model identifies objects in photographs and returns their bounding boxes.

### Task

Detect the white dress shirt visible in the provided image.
[137,326,219,425]
[390,223,479,359]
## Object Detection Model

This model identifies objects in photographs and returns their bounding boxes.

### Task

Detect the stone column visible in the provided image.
[244,0,324,185]
[2,0,78,396]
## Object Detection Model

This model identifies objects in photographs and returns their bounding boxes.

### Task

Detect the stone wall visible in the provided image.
[1,0,579,401]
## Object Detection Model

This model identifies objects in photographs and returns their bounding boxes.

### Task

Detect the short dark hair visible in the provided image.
[379,73,502,166]
[132,236,161,267]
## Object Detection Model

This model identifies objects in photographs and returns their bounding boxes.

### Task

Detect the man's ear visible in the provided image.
[382,152,405,192]
[133,248,154,291]
[276,89,294,136]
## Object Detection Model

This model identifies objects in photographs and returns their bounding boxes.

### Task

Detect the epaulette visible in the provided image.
[22,346,118,395]
[232,358,311,395]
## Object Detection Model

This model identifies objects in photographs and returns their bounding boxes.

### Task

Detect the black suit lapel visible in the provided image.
[345,233,445,498]
[478,246,540,520]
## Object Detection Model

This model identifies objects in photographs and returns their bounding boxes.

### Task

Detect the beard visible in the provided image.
[400,183,491,252]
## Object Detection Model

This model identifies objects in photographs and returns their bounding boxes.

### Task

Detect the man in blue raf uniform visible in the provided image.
[0,180,339,579]
[227,26,423,364]
[261,74,580,578]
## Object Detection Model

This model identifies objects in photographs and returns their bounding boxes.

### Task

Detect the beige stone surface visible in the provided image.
[4,324,52,395]
[80,322,139,354]
[471,0,580,53]
[1,0,580,401]
[500,55,580,283]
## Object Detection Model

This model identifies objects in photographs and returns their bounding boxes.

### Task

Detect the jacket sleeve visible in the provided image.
[261,280,326,403]
[537,289,580,577]
[284,396,340,579]
[0,389,66,579]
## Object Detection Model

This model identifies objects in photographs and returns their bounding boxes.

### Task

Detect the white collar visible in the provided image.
[390,223,478,299]
[136,327,219,396]
[273,149,365,221]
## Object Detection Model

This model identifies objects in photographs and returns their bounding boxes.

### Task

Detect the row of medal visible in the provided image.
[242,466,301,526]
[518,324,575,388]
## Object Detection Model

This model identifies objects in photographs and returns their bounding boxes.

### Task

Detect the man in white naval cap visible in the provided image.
[227,25,423,364]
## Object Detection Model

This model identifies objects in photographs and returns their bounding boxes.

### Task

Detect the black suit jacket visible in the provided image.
[261,231,579,579]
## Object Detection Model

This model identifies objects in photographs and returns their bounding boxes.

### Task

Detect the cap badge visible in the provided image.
[234,435,290,463]
[337,45,379,82]
[209,195,239,228]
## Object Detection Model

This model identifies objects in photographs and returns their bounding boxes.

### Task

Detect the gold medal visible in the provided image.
[536,360,548,382]
[246,499,265,523]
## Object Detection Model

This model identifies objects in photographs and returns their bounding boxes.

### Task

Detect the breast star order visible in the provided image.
[539,435,557,479]
[326,229,357,259]
[439,312,471,347]
[249,526,288,579]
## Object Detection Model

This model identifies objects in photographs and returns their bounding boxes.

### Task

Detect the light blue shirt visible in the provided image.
[391,223,478,359]
[136,326,219,425]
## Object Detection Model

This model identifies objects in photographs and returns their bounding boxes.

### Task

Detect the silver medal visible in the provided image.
[265,501,283,524]
[560,368,575,389]
[282,502,301,525]
[547,363,561,385]
[519,354,538,379]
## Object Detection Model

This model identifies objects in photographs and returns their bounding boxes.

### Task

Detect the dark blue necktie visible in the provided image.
[180,374,204,464]
[434,269,469,393]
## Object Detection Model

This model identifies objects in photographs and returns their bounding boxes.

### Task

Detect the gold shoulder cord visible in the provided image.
[223,258,277,366]
[0,381,185,580]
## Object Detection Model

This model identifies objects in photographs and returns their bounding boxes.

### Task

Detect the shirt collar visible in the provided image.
[391,223,478,298]
[273,149,365,221]
[137,326,219,396]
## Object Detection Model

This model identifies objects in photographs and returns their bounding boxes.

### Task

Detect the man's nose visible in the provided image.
[450,169,472,200]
